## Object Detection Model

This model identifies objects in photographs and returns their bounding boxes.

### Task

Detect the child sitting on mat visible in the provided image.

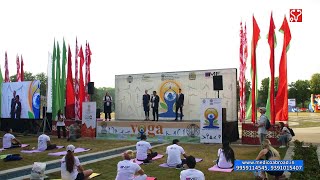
[116,150,147,180]
[180,155,205,180]
[136,134,158,163]
[2,128,22,149]
[216,141,235,169]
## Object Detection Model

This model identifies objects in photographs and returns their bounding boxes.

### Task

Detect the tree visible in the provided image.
[35,73,48,96]
[258,77,279,107]
[310,73,320,94]
[10,71,35,82]
[288,80,310,107]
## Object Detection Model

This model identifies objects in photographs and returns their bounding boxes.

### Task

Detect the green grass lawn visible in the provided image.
[0,136,136,171]
[48,143,287,180]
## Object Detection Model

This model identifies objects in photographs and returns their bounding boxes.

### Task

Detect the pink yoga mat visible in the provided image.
[1,144,29,150]
[147,177,157,180]
[159,158,203,168]
[21,146,64,154]
[48,148,91,156]
[131,154,164,165]
[208,165,233,172]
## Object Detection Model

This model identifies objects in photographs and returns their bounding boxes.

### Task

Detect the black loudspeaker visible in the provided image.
[213,76,223,90]
[88,82,94,94]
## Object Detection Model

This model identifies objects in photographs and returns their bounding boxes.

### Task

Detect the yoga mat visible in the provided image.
[208,165,233,172]
[89,173,101,178]
[152,154,164,160]
[159,158,202,168]
[21,146,65,154]
[130,159,144,165]
[48,148,91,156]
[147,177,157,180]
[21,144,29,148]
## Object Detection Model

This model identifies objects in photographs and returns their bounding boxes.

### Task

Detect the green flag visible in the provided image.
[61,39,67,112]
[56,42,61,116]
[52,40,57,120]
[0,66,3,117]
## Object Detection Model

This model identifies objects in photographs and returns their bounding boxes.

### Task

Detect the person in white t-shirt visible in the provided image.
[61,145,93,180]
[180,155,205,180]
[2,128,21,149]
[277,122,292,148]
[38,133,57,151]
[136,135,158,163]
[57,109,67,139]
[256,107,268,147]
[166,139,188,168]
[216,141,235,169]
[116,150,147,180]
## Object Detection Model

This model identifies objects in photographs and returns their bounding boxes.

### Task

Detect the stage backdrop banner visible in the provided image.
[200,98,222,143]
[288,98,296,112]
[115,68,237,122]
[1,81,40,119]
[81,102,96,138]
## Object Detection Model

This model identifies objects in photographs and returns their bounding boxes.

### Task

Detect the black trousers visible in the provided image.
[138,152,158,163]
[46,144,57,150]
[57,126,66,138]
[175,106,183,120]
[152,108,159,121]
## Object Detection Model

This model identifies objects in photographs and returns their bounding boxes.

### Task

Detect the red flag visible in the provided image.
[16,55,21,82]
[4,52,9,82]
[75,38,80,120]
[275,16,291,121]
[251,15,260,123]
[66,45,75,119]
[21,55,24,81]
[78,46,86,119]
[268,12,276,124]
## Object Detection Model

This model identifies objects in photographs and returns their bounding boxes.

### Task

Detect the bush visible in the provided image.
[290,140,320,180]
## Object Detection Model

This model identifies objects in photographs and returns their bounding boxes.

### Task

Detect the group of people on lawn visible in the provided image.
[2,106,291,180]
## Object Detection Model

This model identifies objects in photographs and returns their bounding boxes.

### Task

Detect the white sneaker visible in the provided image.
[279,145,286,148]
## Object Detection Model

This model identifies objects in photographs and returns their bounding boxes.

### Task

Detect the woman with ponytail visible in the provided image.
[216,140,235,168]
[61,145,93,180]
[255,139,285,180]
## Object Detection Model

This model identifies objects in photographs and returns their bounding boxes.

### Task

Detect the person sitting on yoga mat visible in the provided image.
[2,128,21,149]
[216,141,235,169]
[136,134,158,163]
[180,155,205,180]
[166,139,188,168]
[255,139,285,180]
[37,133,57,151]
[61,145,93,180]
[116,150,147,180]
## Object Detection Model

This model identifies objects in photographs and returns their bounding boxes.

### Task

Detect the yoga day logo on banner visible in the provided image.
[203,108,219,129]
[158,80,181,118]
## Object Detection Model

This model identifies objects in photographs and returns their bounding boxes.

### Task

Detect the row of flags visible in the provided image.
[239,13,291,124]
[1,52,25,82]
[50,38,92,121]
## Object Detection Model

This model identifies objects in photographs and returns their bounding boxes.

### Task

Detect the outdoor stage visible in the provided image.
[52,119,239,144]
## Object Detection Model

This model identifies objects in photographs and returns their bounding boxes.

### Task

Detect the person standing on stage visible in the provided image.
[175,88,184,121]
[151,91,160,121]
[103,92,113,121]
[57,109,67,139]
[15,95,22,119]
[10,91,16,119]
[142,90,150,121]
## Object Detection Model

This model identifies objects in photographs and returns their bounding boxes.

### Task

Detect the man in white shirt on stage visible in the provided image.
[166,139,188,168]
[38,133,57,151]
[180,155,205,180]
[136,135,158,163]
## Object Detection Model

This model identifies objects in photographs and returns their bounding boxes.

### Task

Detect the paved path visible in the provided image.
[0,143,166,180]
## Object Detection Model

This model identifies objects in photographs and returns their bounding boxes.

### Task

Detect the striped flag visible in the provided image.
[85,42,92,101]
[4,52,9,82]
[21,55,24,81]
[239,22,245,122]
[16,55,21,82]
[78,46,85,119]
[75,38,80,120]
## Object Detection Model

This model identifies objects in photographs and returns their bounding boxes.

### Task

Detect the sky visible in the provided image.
[0,0,319,88]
